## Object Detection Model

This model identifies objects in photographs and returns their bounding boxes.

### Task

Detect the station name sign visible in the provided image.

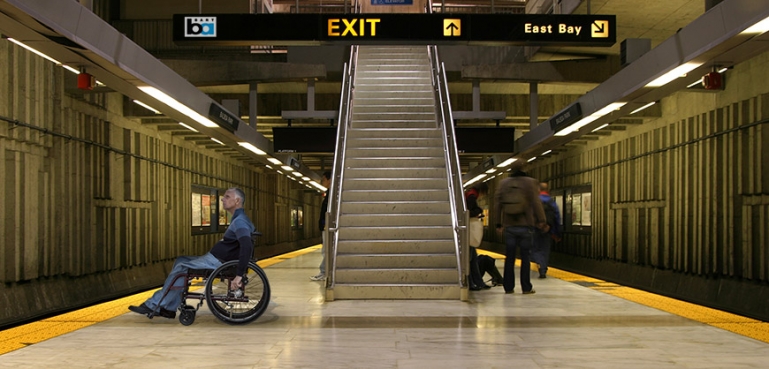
[174,13,615,46]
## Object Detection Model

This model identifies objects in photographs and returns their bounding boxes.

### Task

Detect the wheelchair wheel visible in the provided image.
[179,307,196,326]
[205,260,271,325]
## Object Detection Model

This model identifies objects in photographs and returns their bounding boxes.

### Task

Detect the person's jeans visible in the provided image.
[318,231,327,275]
[145,252,222,311]
[532,231,553,276]
[503,226,535,293]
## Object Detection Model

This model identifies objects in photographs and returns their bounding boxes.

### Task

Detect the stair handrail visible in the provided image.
[427,45,469,288]
[325,44,359,290]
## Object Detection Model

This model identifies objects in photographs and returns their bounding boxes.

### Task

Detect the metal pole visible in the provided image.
[249,82,258,129]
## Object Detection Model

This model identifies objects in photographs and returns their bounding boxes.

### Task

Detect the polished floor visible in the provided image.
[1,246,769,368]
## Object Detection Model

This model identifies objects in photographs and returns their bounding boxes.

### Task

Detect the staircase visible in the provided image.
[326,46,463,300]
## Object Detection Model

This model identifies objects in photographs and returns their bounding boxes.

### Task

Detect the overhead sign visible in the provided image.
[549,103,583,132]
[208,103,240,132]
[173,14,616,46]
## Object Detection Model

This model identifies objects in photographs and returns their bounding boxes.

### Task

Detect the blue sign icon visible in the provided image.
[184,17,217,37]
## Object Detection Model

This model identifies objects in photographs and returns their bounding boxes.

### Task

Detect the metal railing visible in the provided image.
[427,45,469,288]
[324,45,358,289]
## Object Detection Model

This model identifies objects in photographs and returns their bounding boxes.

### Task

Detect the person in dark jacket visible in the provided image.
[129,188,255,319]
[494,168,547,295]
[465,182,490,290]
[532,182,562,278]
[310,171,332,281]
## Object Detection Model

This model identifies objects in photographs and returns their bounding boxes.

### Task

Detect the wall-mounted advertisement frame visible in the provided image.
[551,184,592,234]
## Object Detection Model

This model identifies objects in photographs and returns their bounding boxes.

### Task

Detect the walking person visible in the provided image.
[310,171,332,281]
[532,182,562,279]
[494,168,548,295]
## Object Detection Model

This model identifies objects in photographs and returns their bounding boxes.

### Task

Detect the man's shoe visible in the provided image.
[128,303,152,316]
[504,289,514,294]
[158,308,176,319]
[522,289,536,295]
[538,275,547,279]
[310,273,326,281]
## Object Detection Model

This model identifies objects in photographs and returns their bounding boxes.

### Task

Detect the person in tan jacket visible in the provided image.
[494,168,547,294]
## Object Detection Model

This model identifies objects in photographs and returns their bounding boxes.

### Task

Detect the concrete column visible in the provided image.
[307,80,316,112]
[249,82,258,128]
[529,82,539,129]
[472,80,480,112]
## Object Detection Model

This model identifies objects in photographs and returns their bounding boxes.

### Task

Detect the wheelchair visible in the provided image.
[147,242,271,325]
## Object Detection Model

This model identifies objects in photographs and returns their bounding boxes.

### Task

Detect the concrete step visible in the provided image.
[353,105,435,113]
[346,137,443,148]
[334,268,458,284]
[355,76,432,84]
[338,226,452,240]
[327,285,461,300]
[337,239,456,254]
[354,97,434,105]
[356,70,431,79]
[354,84,433,93]
[353,84,435,96]
[342,176,446,188]
[335,253,457,268]
[345,167,445,178]
[347,128,441,139]
[346,147,443,157]
[341,201,451,214]
[339,213,452,227]
[342,189,449,202]
[345,157,446,168]
[353,121,437,129]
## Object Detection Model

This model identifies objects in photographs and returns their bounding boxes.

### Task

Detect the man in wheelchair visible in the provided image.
[129,187,256,320]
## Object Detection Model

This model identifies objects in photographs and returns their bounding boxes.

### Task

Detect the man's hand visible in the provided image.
[230,275,242,291]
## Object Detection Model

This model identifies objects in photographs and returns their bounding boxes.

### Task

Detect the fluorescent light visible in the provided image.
[211,138,224,145]
[292,172,302,177]
[527,157,537,162]
[496,158,517,168]
[8,38,61,64]
[311,181,328,192]
[646,62,702,87]
[265,165,273,169]
[138,86,218,128]
[178,122,198,132]
[281,165,294,171]
[742,16,769,35]
[554,102,626,136]
[277,170,284,174]
[542,150,552,155]
[485,168,496,174]
[687,78,703,88]
[238,142,267,155]
[717,67,728,73]
[62,65,80,74]
[302,177,311,181]
[267,158,282,165]
[133,99,161,114]
[630,101,656,115]
[464,174,486,187]
[592,124,609,132]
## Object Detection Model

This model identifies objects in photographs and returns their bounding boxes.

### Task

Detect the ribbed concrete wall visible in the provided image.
[0,41,321,327]
[487,50,769,320]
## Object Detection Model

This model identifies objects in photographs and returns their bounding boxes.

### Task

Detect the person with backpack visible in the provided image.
[532,182,562,279]
[494,168,548,295]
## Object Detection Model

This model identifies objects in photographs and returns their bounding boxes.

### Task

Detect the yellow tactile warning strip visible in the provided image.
[2,247,767,355]
[477,249,769,344]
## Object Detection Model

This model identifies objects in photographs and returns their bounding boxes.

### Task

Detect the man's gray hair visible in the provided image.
[229,187,246,205]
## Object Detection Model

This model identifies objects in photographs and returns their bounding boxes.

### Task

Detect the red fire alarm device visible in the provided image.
[77,72,95,90]
[702,72,722,90]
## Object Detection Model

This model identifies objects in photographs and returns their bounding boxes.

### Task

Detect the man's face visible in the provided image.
[221,190,240,212]
[321,176,330,188]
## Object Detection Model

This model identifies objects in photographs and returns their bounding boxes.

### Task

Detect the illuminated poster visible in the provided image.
[571,193,582,226]
[192,194,202,226]
[201,195,211,226]
[581,193,592,226]
[554,195,564,225]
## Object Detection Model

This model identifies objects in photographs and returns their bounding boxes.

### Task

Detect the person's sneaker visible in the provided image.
[309,273,326,281]
[538,274,547,279]
[158,308,176,319]
[522,289,536,295]
[128,303,152,316]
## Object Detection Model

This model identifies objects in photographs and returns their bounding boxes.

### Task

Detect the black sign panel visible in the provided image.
[549,103,582,132]
[174,13,615,46]
[272,127,336,153]
[208,103,240,132]
[455,128,515,153]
